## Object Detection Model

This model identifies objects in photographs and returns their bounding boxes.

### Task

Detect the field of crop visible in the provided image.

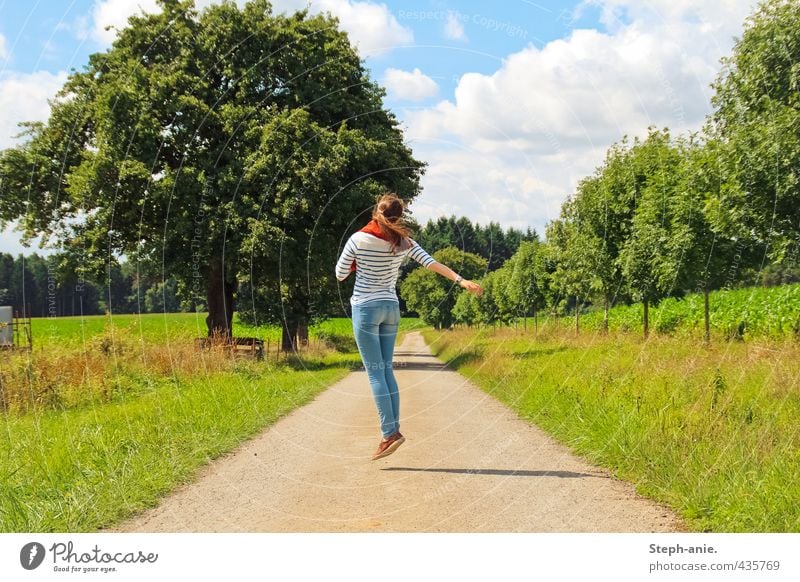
[507,284,800,340]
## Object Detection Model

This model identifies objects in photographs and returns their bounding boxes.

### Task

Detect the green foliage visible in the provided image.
[710,0,800,262]
[143,277,181,313]
[400,247,486,329]
[0,252,192,316]
[414,215,537,271]
[576,283,800,340]
[619,129,686,306]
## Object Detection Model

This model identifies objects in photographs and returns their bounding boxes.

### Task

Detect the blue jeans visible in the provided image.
[351,299,401,438]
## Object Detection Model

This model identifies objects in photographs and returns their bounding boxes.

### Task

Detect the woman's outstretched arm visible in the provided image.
[426,261,484,296]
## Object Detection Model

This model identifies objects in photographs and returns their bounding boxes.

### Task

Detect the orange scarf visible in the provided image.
[349,219,405,271]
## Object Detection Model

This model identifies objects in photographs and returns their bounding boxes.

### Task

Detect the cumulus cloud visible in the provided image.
[402,0,754,232]
[0,70,69,149]
[271,0,413,56]
[90,0,412,56]
[91,0,161,45]
[444,11,467,41]
[383,68,438,102]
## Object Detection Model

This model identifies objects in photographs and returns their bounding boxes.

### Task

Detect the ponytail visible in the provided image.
[373,193,413,253]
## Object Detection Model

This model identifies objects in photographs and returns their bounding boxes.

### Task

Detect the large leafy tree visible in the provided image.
[577,140,639,331]
[709,0,800,264]
[0,0,422,347]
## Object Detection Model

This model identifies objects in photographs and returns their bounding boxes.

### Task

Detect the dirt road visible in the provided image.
[111,331,684,532]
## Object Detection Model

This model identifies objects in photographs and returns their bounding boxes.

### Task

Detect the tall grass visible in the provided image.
[423,326,800,532]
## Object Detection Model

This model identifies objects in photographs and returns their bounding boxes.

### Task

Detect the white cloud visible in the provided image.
[400,0,755,233]
[91,0,161,45]
[271,0,413,56]
[91,1,257,45]
[0,70,69,149]
[91,0,412,56]
[383,67,438,102]
[444,11,467,41]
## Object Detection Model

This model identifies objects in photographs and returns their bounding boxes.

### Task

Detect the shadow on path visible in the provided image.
[381,467,602,478]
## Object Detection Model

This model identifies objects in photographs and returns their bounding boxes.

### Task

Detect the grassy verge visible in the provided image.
[422,326,800,532]
[0,351,359,532]
[0,314,423,532]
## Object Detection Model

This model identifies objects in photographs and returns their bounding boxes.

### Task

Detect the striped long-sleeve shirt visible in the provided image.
[335,232,437,306]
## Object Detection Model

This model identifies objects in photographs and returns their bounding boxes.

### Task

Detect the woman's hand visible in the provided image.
[458,279,484,296]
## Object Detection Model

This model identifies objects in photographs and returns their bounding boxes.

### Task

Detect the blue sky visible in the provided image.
[0,0,755,255]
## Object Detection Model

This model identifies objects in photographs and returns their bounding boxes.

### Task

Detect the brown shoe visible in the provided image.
[371,432,406,460]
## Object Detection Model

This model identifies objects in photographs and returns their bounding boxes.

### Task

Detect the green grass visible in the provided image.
[423,326,800,532]
[0,355,356,532]
[30,312,427,350]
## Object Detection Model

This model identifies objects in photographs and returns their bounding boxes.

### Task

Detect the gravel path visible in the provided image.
[110,331,685,532]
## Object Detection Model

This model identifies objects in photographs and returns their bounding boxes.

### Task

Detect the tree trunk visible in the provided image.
[297,320,309,347]
[575,295,580,335]
[206,255,234,339]
[704,287,710,343]
[282,319,298,352]
[603,296,609,334]
[533,305,538,333]
[643,299,650,339]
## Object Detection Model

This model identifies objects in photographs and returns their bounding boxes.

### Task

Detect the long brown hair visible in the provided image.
[373,193,412,253]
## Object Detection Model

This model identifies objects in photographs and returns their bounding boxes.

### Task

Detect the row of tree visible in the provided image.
[413,216,536,272]
[403,0,800,339]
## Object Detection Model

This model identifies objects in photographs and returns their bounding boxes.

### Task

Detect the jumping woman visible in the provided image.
[335,193,484,460]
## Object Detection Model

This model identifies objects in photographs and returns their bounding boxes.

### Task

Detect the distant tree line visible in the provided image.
[0,252,193,317]
[412,216,537,272]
